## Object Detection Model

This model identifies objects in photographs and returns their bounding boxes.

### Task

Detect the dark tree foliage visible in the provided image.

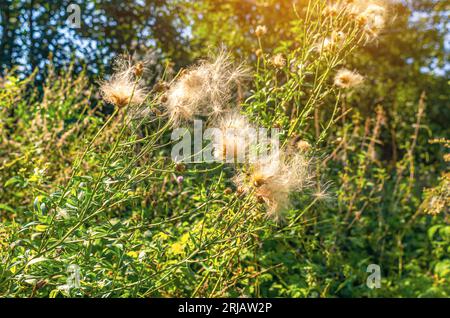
[0,0,191,81]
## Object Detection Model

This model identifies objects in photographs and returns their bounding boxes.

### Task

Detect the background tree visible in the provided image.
[0,0,192,82]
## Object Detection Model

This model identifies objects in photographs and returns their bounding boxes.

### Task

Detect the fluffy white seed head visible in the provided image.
[99,57,147,108]
[234,150,314,220]
[334,69,364,89]
[163,51,249,126]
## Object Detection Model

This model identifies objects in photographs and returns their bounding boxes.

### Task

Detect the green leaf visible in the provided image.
[27,257,49,266]
[35,224,48,232]
[428,225,441,240]
[49,289,60,298]
[0,204,15,213]
[5,177,20,187]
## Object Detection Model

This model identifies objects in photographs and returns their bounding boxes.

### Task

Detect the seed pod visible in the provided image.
[134,62,144,77]
[160,94,168,103]
[154,81,169,92]
[175,163,186,172]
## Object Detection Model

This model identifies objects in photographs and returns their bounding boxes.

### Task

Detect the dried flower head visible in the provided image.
[356,3,387,40]
[334,69,364,88]
[164,51,249,126]
[297,140,312,152]
[100,57,147,108]
[134,62,145,77]
[212,112,254,162]
[270,53,286,68]
[255,25,268,37]
[234,150,314,221]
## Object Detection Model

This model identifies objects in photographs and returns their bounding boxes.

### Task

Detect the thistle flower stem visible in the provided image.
[317,90,341,144]
[286,197,319,228]
[35,106,121,255]
[58,106,120,205]
[34,80,139,259]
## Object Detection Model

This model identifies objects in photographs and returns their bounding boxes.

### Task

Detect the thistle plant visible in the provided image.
[1,0,448,298]
[0,0,386,297]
